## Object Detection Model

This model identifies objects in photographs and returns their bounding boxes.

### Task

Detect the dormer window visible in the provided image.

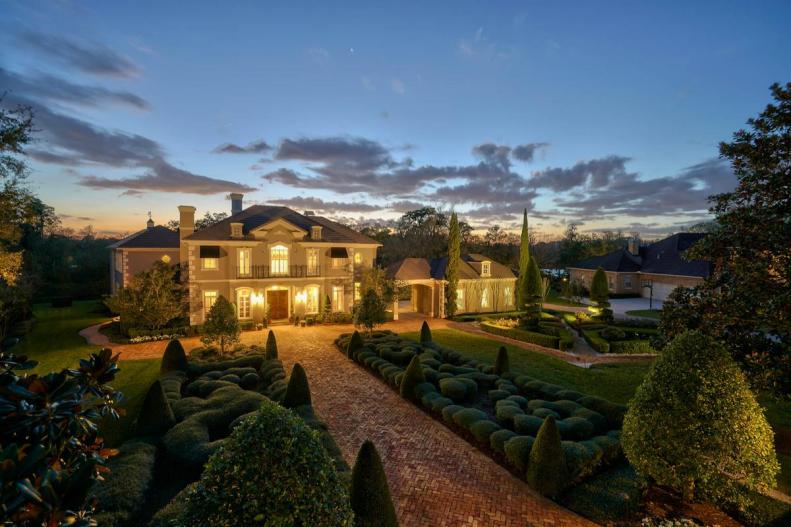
[311,226,322,240]
[231,222,243,238]
[481,261,491,277]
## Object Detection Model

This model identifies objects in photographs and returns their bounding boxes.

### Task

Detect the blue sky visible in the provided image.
[2,1,789,237]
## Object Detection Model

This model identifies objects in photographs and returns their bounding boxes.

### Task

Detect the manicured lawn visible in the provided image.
[400,328,651,404]
[12,300,160,446]
[625,309,662,319]
[545,291,586,307]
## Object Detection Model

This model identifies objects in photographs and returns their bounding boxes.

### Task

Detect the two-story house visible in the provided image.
[109,194,381,325]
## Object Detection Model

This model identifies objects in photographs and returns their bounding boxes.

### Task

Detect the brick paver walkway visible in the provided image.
[80,318,596,526]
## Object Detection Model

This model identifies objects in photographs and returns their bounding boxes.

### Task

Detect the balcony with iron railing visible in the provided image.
[237,265,322,279]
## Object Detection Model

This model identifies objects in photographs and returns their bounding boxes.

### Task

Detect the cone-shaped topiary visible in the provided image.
[399,355,425,401]
[590,267,613,323]
[526,415,566,497]
[161,339,188,374]
[136,380,176,436]
[494,346,510,375]
[347,330,365,358]
[350,440,399,527]
[521,256,543,328]
[517,209,530,308]
[265,330,278,360]
[419,321,432,344]
[283,363,312,408]
[622,331,779,508]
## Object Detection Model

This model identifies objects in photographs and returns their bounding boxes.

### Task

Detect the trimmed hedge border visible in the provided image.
[481,321,574,350]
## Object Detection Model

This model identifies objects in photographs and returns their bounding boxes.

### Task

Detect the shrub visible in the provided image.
[350,440,399,527]
[582,329,610,353]
[178,401,353,526]
[621,331,779,509]
[558,463,642,524]
[496,403,525,424]
[452,408,488,429]
[610,340,655,354]
[399,355,426,401]
[527,416,566,497]
[283,363,312,408]
[439,377,471,402]
[470,420,502,443]
[513,414,544,436]
[161,339,188,373]
[480,322,560,349]
[577,395,627,428]
[600,326,626,341]
[419,320,432,343]
[136,379,176,436]
[488,389,511,403]
[240,371,260,390]
[441,404,464,423]
[504,435,535,472]
[90,440,156,527]
[265,329,278,359]
[557,417,594,441]
[490,429,518,454]
[347,330,365,358]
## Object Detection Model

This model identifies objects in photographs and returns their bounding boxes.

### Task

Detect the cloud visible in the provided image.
[458,27,511,61]
[20,31,142,78]
[0,67,149,110]
[59,213,95,221]
[391,79,406,95]
[528,156,632,192]
[78,158,257,195]
[512,142,549,163]
[267,196,379,213]
[472,143,512,170]
[212,140,271,154]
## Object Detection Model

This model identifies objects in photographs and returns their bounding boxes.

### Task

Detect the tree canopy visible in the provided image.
[105,261,186,332]
[200,295,240,354]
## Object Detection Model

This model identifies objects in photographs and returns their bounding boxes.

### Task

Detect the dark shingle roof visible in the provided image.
[185,205,379,244]
[387,254,515,281]
[109,225,179,249]
[570,233,711,278]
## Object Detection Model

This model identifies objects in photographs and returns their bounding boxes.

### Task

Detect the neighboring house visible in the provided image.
[567,233,711,302]
[108,218,180,293]
[109,194,381,325]
[387,254,517,318]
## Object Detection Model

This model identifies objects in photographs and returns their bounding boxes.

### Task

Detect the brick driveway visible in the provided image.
[82,319,595,526]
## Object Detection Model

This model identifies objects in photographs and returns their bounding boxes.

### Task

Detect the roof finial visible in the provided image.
[146,210,154,229]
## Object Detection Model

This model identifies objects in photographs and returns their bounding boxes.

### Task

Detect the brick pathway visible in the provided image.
[80,319,596,526]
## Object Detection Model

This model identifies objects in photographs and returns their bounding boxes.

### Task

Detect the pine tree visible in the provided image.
[445,212,461,318]
[200,295,240,355]
[350,440,399,527]
[517,209,530,309]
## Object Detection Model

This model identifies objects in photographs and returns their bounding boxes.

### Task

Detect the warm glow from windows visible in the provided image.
[307,248,319,275]
[237,289,251,318]
[456,288,465,310]
[238,248,251,276]
[271,245,288,275]
[332,285,344,311]
[481,261,491,277]
[354,282,361,301]
[203,290,217,315]
[481,287,490,308]
[354,251,362,265]
[504,286,512,306]
[305,286,319,313]
[202,257,218,270]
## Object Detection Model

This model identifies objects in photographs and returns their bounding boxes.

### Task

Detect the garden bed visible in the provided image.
[480,318,575,350]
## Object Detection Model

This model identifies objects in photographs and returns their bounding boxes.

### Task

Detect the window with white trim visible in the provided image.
[481,261,491,277]
[311,226,322,239]
[504,286,512,306]
[456,288,465,311]
[332,285,344,312]
[270,245,289,275]
[238,248,251,276]
[203,290,218,315]
[481,287,490,309]
[237,289,251,319]
[306,248,319,276]
[305,286,320,314]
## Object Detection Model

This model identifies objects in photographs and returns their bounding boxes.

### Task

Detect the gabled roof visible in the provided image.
[109,225,179,249]
[387,254,516,281]
[569,233,711,278]
[185,205,379,245]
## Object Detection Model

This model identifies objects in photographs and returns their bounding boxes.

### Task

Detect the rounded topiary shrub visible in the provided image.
[265,329,278,359]
[136,380,176,437]
[600,327,626,341]
[419,321,432,343]
[347,330,365,358]
[504,435,534,472]
[470,420,501,443]
[178,401,353,526]
[283,363,312,408]
[399,355,426,401]
[161,339,189,374]
[494,346,510,375]
[527,415,566,497]
[350,440,399,527]
[621,331,779,508]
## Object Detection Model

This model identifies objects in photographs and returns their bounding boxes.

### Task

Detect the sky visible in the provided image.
[2,0,789,238]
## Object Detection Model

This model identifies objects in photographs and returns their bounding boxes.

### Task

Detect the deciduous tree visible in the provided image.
[200,295,240,354]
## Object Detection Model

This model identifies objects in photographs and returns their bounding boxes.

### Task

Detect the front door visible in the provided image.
[267,290,289,320]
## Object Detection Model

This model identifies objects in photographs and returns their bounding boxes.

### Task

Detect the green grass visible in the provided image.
[624,309,662,319]
[544,291,586,307]
[400,328,651,404]
[12,300,160,446]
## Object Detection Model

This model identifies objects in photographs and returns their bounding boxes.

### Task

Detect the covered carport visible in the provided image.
[386,258,445,319]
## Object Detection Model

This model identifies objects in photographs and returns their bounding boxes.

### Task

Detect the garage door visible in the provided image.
[642,281,678,303]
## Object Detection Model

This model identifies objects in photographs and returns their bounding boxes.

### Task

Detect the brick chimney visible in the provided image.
[230,193,243,216]
[627,237,640,256]
[178,205,196,239]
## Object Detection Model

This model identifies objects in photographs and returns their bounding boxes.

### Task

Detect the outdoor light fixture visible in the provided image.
[251,292,264,305]
[295,291,307,304]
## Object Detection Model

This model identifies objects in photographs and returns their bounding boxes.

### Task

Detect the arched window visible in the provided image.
[270,245,289,275]
[237,289,251,319]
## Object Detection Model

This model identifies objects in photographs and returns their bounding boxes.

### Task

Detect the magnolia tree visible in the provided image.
[105,261,186,332]
[354,288,387,335]
[201,295,240,355]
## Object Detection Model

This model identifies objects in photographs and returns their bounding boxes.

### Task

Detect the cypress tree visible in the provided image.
[590,267,613,323]
[521,256,543,328]
[526,415,566,497]
[419,321,432,344]
[265,329,278,359]
[445,212,461,318]
[399,355,425,401]
[161,339,188,374]
[350,440,399,527]
[136,380,175,436]
[494,346,509,375]
[517,209,530,309]
[283,363,312,408]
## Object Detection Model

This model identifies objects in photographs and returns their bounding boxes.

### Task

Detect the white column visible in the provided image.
[393,298,399,321]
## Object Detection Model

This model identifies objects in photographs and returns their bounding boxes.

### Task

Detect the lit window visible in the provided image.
[203,291,218,315]
[332,257,346,268]
[504,286,512,306]
[354,251,362,265]
[237,289,251,319]
[231,223,243,238]
[307,248,319,276]
[270,245,289,275]
[200,246,220,270]
[238,248,251,276]
[354,282,361,301]
[456,288,465,311]
[305,286,320,314]
[332,285,344,312]
[481,287,490,309]
[481,262,491,277]
[311,226,322,239]
[161,254,171,264]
